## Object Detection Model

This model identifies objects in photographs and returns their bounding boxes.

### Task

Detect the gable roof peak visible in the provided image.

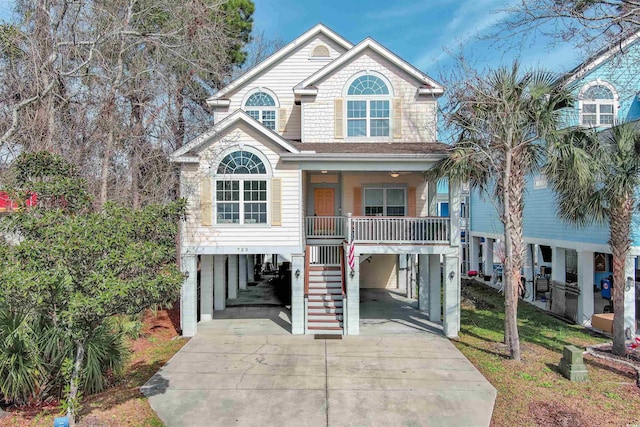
[207,24,352,103]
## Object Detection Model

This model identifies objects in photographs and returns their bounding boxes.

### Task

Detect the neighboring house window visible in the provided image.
[438,202,449,217]
[346,74,391,137]
[579,82,617,127]
[533,173,548,189]
[215,150,268,224]
[244,90,277,130]
[363,187,405,216]
[311,44,330,58]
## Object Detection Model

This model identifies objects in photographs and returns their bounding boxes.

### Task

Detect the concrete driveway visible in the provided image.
[141,294,496,427]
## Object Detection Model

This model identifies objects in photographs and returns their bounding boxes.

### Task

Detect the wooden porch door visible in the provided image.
[314,188,335,234]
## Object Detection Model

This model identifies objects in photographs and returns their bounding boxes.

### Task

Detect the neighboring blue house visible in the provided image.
[468,33,640,336]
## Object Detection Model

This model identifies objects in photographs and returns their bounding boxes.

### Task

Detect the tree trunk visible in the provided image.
[100,129,114,206]
[503,148,525,361]
[66,341,85,426]
[609,194,633,356]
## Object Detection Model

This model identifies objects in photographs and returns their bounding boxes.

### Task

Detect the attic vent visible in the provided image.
[311,45,330,58]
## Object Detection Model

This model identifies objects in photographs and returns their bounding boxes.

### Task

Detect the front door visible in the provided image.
[314,188,335,234]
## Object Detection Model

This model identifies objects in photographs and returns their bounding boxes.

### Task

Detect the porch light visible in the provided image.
[389,172,400,178]
[295,269,301,279]
[321,170,328,174]
[626,276,634,291]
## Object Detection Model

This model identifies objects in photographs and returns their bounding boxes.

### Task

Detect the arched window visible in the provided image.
[346,74,391,137]
[311,44,330,58]
[244,90,278,131]
[215,150,269,224]
[579,82,617,127]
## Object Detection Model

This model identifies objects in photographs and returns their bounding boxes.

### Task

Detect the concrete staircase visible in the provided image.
[306,265,344,334]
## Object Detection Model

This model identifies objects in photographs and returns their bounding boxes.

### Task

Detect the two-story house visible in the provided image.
[170,24,462,338]
[468,33,640,336]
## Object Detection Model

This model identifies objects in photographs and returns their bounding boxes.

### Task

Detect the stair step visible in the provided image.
[309,266,341,271]
[308,282,342,288]
[308,296,343,303]
[307,327,343,335]
[309,270,341,277]
[308,288,343,295]
[308,307,343,314]
[308,313,343,321]
[307,320,343,328]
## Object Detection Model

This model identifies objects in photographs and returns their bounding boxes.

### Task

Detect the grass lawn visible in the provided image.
[458,281,640,427]
[0,309,186,427]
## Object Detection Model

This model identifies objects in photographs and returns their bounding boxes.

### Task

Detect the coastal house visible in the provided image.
[170,24,462,337]
[468,34,640,336]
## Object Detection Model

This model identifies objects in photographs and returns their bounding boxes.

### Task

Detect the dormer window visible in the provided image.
[244,89,278,131]
[579,82,617,127]
[346,74,391,137]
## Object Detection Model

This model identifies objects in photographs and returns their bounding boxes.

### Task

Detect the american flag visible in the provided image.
[348,241,355,272]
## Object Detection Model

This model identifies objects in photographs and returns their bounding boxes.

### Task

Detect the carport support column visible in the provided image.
[214,255,226,311]
[418,254,429,312]
[238,255,247,290]
[443,255,461,338]
[291,253,305,335]
[247,255,255,282]
[180,254,197,337]
[483,238,494,276]
[552,247,566,283]
[428,254,441,322]
[346,249,360,335]
[228,255,238,299]
[398,254,408,294]
[523,244,535,302]
[625,256,637,337]
[200,255,214,321]
[577,250,595,326]
[470,236,481,273]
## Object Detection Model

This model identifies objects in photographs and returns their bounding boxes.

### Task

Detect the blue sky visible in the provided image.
[253,0,581,80]
[0,0,582,78]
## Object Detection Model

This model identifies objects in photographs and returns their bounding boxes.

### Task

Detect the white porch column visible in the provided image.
[291,253,305,334]
[418,254,429,312]
[523,244,535,302]
[180,254,198,337]
[470,236,481,273]
[214,255,226,311]
[443,255,461,338]
[427,181,438,216]
[625,256,637,337]
[238,255,247,290]
[247,255,255,282]
[483,238,494,275]
[428,254,441,322]
[448,181,462,249]
[228,255,238,299]
[200,255,214,321]
[577,250,595,326]
[398,254,408,294]
[552,247,566,283]
[346,249,360,335]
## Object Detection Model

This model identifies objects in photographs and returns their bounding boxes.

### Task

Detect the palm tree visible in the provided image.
[430,62,572,360]
[546,122,640,356]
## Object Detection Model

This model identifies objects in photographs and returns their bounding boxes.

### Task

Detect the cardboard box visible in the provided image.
[591,313,614,333]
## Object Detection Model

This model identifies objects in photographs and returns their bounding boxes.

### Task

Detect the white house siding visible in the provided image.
[181,123,302,253]
[341,172,428,216]
[301,51,438,143]
[360,254,398,288]
[215,34,349,141]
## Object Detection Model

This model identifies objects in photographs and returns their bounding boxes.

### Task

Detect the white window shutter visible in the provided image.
[278,108,287,132]
[393,97,402,138]
[271,178,282,226]
[334,98,344,139]
[201,176,212,226]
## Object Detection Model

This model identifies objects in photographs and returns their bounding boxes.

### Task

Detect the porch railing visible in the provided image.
[305,216,346,239]
[305,215,451,244]
[350,216,450,244]
[308,244,342,266]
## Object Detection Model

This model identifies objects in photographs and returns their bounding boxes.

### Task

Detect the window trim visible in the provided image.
[213,146,272,226]
[362,185,407,217]
[343,72,393,139]
[578,80,618,128]
[242,88,279,131]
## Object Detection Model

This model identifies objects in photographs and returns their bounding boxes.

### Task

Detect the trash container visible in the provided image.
[54,417,69,427]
